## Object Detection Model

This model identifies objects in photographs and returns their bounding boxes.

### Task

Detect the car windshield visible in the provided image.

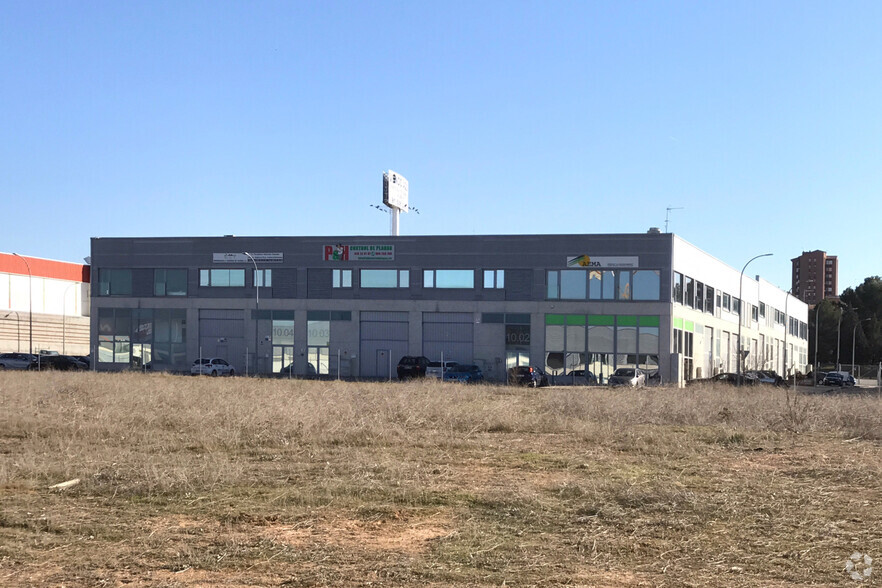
[614,368,635,376]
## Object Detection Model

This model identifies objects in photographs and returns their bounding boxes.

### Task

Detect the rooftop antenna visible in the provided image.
[665,206,684,233]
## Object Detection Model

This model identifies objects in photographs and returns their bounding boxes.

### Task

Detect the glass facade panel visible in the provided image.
[566,325,585,351]
[673,272,683,304]
[560,270,586,299]
[273,320,295,346]
[423,270,434,288]
[399,270,409,287]
[632,270,660,300]
[307,320,330,346]
[154,269,187,296]
[547,271,559,299]
[589,271,602,299]
[618,271,631,300]
[254,269,272,287]
[588,325,614,353]
[617,324,637,353]
[98,269,132,296]
[433,270,474,288]
[639,326,659,354]
[602,271,615,300]
[361,269,399,288]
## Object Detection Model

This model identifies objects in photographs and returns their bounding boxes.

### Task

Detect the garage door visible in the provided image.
[422,312,473,365]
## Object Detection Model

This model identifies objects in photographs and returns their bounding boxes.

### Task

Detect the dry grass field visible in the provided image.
[1,372,881,587]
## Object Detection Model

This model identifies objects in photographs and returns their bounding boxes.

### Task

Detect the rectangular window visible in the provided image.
[333,269,352,288]
[752,304,759,322]
[685,277,694,308]
[97,308,132,363]
[722,293,731,311]
[695,282,704,310]
[705,286,715,313]
[673,272,684,304]
[98,269,132,296]
[560,270,587,299]
[200,269,245,287]
[547,271,559,299]
[423,269,474,288]
[618,271,631,300]
[254,269,272,288]
[360,269,409,288]
[633,270,661,301]
[154,269,187,296]
[483,269,505,289]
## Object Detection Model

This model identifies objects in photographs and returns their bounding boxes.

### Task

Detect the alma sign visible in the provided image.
[567,255,639,268]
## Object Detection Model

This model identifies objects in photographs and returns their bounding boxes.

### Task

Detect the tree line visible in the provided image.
[809,276,882,367]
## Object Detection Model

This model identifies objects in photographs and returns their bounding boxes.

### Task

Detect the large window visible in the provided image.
[333,269,352,288]
[200,269,245,287]
[98,308,131,363]
[423,270,474,289]
[154,269,187,296]
[673,272,684,304]
[483,270,505,289]
[253,269,272,288]
[98,269,132,296]
[361,269,409,288]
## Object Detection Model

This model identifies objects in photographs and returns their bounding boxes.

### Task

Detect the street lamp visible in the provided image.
[852,317,870,381]
[813,302,822,387]
[737,253,773,385]
[12,253,33,354]
[243,252,259,376]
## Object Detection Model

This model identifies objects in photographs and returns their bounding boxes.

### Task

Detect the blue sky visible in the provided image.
[2,1,879,292]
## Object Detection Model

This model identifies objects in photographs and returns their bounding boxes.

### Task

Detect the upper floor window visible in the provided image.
[722,293,731,311]
[98,269,132,296]
[483,270,505,289]
[199,269,245,287]
[253,269,272,288]
[361,269,409,288]
[424,269,474,289]
[154,269,187,296]
[333,269,352,288]
[705,286,715,313]
[672,272,684,304]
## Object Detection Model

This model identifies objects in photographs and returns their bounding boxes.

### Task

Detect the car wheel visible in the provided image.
[530,379,538,388]
[211,370,218,377]
[228,369,235,377]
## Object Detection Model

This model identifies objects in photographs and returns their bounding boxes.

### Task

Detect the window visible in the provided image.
[760,302,766,318]
[333,269,352,288]
[423,269,474,289]
[200,269,245,287]
[98,269,132,296]
[360,269,409,288]
[633,270,661,301]
[722,293,731,312]
[483,270,505,289]
[547,271,559,299]
[752,304,759,322]
[705,286,715,313]
[98,308,131,363]
[685,277,694,308]
[154,269,187,296]
[560,270,587,299]
[673,272,684,304]
[695,282,704,310]
[254,269,272,288]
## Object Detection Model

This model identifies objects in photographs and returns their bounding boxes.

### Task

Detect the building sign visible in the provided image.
[505,324,531,347]
[324,244,395,261]
[213,253,283,263]
[567,255,639,268]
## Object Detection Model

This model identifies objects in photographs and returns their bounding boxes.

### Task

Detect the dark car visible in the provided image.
[687,372,759,386]
[567,369,598,385]
[507,365,549,387]
[37,354,88,371]
[397,356,429,380]
[0,352,39,370]
[822,372,855,387]
[443,364,484,383]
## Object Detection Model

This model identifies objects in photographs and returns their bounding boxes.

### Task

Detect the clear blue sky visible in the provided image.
[2,1,879,292]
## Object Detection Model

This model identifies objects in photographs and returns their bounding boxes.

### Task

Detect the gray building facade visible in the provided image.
[90,233,808,383]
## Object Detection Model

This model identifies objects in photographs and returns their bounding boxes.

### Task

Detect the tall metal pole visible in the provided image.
[813,303,821,387]
[12,253,33,354]
[243,252,260,376]
[737,253,773,385]
[783,289,791,379]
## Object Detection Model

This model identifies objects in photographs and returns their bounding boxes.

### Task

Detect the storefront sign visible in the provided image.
[567,255,639,268]
[324,244,394,261]
[213,253,283,263]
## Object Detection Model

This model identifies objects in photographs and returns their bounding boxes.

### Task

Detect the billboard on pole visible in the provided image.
[382,170,409,211]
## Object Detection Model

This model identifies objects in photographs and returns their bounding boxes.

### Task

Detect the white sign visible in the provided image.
[567,255,639,268]
[383,170,409,211]
[213,253,283,263]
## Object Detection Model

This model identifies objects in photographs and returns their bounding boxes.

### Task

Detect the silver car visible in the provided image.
[608,367,646,387]
[190,358,236,376]
[0,352,38,370]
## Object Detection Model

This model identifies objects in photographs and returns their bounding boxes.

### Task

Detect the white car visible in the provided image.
[608,367,647,387]
[191,358,236,376]
[426,360,459,379]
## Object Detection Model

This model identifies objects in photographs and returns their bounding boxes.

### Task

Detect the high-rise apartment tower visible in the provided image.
[791,250,838,305]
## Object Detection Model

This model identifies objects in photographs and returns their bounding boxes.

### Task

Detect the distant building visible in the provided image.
[791,250,838,305]
[0,253,91,355]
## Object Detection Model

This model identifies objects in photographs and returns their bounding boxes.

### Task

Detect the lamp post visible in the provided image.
[243,252,259,376]
[737,253,773,385]
[852,317,870,381]
[12,253,33,354]
[783,288,792,383]
[813,302,822,387]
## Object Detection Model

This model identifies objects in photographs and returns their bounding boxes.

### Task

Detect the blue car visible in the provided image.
[443,364,484,383]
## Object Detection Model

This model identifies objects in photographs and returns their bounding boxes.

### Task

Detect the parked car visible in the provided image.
[191,358,236,376]
[687,372,760,386]
[279,362,317,377]
[36,354,88,371]
[0,352,38,370]
[397,356,430,380]
[608,367,647,387]
[443,364,484,383]
[822,371,855,387]
[427,360,459,379]
[507,365,549,387]
[0,352,37,370]
[566,369,598,385]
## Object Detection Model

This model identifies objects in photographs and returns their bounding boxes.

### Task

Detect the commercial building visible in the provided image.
[89,233,808,383]
[791,250,838,305]
[0,252,91,355]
